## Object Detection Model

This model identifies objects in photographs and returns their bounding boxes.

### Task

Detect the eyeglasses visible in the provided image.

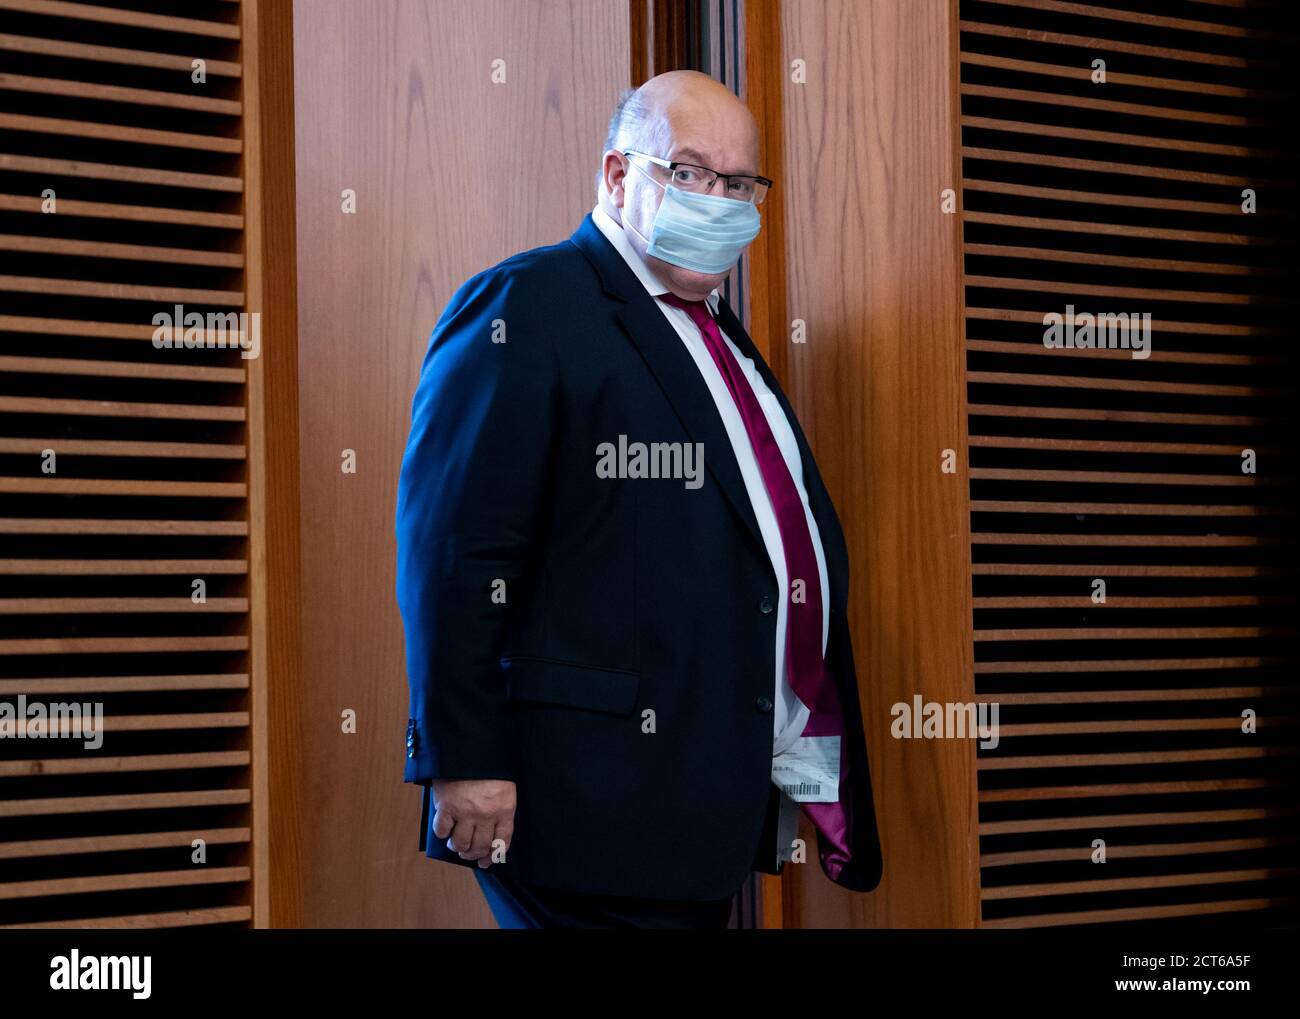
[623,150,772,206]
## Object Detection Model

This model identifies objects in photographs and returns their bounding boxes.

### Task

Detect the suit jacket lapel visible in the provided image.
[571,215,769,565]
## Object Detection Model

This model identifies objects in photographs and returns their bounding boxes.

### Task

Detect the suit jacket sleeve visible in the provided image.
[395,265,558,784]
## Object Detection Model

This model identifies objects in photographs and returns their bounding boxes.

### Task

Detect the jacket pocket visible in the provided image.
[500,655,640,715]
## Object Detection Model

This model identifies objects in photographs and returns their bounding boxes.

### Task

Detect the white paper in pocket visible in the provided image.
[772,735,840,803]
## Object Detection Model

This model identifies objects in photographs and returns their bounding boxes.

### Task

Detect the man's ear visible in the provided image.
[602,151,628,209]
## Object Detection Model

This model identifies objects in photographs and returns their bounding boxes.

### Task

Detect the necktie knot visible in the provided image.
[658,291,713,331]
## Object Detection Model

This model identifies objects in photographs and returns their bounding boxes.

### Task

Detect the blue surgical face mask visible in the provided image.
[623,157,761,274]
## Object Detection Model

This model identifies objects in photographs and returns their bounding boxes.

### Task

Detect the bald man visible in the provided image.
[396,70,883,929]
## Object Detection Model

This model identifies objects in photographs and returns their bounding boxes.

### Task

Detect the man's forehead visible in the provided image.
[670,145,712,164]
[649,98,760,171]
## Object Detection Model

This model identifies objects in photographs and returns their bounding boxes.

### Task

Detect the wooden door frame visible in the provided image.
[241,0,304,930]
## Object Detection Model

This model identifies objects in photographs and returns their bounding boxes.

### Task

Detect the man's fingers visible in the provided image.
[431,803,455,841]
[429,783,516,864]
[446,818,475,854]
[460,819,495,861]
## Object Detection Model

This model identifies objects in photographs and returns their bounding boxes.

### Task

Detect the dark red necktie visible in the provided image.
[659,292,854,878]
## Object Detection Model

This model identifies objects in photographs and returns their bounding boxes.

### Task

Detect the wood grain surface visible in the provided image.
[290,0,629,928]
[774,0,979,928]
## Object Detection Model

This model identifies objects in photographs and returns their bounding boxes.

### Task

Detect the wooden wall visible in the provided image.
[769,0,980,928]
[288,0,630,927]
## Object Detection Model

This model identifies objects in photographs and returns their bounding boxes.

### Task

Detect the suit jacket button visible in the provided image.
[755,696,773,713]
[758,595,774,614]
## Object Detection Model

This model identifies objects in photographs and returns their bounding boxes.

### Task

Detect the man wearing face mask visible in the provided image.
[395,70,883,928]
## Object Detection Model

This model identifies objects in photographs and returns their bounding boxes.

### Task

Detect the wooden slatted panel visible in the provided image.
[0,0,253,928]
[959,0,1299,928]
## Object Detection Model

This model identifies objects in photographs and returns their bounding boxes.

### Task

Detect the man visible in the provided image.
[395,70,882,929]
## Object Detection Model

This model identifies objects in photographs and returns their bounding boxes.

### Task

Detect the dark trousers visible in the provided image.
[473,867,738,929]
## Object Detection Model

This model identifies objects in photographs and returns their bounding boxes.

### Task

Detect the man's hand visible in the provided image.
[430,779,516,869]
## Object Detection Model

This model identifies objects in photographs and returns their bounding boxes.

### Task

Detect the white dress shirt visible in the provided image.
[590,205,831,790]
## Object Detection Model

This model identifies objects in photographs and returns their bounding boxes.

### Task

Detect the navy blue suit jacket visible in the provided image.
[395,212,883,899]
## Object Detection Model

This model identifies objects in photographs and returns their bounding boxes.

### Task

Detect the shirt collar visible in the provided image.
[591,203,721,314]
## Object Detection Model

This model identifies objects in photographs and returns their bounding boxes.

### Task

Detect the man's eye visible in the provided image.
[729,179,755,197]
[673,168,700,184]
